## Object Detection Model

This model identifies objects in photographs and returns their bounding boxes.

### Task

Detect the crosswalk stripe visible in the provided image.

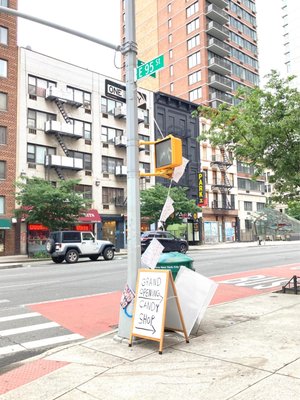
[23,334,83,349]
[0,299,10,304]
[0,322,59,336]
[0,344,24,356]
[0,312,40,322]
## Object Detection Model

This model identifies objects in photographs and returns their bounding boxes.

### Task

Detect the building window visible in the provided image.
[187,34,200,50]
[101,96,123,114]
[102,187,124,204]
[74,184,92,200]
[188,70,201,85]
[28,75,56,97]
[139,162,150,173]
[188,51,200,68]
[170,83,174,92]
[169,49,173,59]
[70,119,92,140]
[244,201,253,211]
[186,2,199,18]
[27,109,56,131]
[102,156,123,174]
[0,161,6,179]
[257,202,265,211]
[68,151,92,170]
[0,59,7,78]
[168,18,172,28]
[245,219,252,230]
[0,196,4,214]
[0,26,8,45]
[237,161,255,174]
[167,3,171,13]
[186,18,199,34]
[0,126,6,144]
[189,87,202,101]
[139,134,150,154]
[0,1,8,6]
[169,65,174,76]
[27,144,56,164]
[168,34,173,43]
[101,126,123,143]
[67,87,91,109]
[0,92,7,111]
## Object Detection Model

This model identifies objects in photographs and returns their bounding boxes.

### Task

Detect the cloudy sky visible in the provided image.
[17,0,285,84]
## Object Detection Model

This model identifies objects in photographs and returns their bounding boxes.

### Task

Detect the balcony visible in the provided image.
[211,200,234,210]
[115,165,127,176]
[44,154,83,170]
[209,0,228,8]
[44,120,83,139]
[45,87,82,107]
[211,179,232,189]
[209,74,232,92]
[207,36,230,57]
[208,56,231,75]
[211,153,233,166]
[114,135,127,147]
[206,4,228,25]
[206,20,229,41]
[209,90,233,105]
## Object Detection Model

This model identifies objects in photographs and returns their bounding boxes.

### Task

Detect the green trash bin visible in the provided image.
[155,252,195,280]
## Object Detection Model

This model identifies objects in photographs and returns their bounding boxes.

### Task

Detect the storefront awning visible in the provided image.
[0,219,12,229]
[78,209,101,223]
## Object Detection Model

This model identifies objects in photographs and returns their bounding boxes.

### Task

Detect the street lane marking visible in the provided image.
[0,322,59,336]
[0,299,9,304]
[0,344,24,355]
[219,275,289,290]
[0,280,60,289]
[0,312,40,322]
[23,333,83,349]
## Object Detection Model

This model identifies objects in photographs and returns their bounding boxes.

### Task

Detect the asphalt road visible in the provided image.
[0,243,299,371]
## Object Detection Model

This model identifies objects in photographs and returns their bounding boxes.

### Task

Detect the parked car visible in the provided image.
[45,230,115,264]
[141,231,188,254]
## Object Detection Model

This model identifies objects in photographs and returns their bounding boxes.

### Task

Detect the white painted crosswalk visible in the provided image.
[0,306,84,360]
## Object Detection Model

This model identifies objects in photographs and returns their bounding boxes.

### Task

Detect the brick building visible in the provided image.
[0,0,18,255]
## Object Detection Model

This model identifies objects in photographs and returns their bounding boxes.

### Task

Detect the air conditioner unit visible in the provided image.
[114,105,126,119]
[115,165,127,176]
[114,136,127,147]
[138,108,144,123]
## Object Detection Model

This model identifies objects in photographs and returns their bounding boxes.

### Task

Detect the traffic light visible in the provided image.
[154,135,182,173]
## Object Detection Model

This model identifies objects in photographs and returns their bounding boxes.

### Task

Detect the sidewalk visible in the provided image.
[0,239,297,268]
[1,290,299,399]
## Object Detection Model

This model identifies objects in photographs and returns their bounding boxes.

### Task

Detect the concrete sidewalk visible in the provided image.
[0,239,297,268]
[1,291,299,399]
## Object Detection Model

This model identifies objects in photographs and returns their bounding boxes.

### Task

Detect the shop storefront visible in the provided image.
[98,214,125,251]
[0,218,12,255]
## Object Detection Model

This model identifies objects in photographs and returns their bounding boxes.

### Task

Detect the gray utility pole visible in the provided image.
[1,3,141,339]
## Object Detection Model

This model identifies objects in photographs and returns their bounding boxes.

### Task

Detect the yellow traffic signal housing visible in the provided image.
[139,134,182,179]
[154,135,182,172]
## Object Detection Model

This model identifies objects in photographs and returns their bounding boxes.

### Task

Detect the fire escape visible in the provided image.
[44,87,83,180]
[211,147,234,210]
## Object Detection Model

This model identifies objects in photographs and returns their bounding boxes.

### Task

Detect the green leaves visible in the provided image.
[194,71,300,202]
[15,178,91,231]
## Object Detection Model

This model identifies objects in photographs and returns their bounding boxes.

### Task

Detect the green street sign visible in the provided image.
[137,59,156,78]
[136,55,164,81]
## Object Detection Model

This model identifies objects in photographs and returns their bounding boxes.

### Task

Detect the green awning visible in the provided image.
[0,219,12,229]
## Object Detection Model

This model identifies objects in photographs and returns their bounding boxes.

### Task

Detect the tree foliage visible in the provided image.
[140,184,200,225]
[15,178,91,231]
[286,200,300,221]
[193,71,300,202]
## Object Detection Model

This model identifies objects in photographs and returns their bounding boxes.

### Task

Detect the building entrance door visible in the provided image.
[102,221,116,244]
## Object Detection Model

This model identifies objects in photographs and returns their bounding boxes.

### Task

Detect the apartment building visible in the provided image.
[0,0,18,255]
[123,0,260,243]
[17,48,154,254]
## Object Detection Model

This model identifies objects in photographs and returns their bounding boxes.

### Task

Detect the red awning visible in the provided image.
[78,209,101,223]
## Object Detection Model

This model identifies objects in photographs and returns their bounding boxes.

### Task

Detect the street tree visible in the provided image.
[286,200,300,221]
[193,71,300,203]
[140,183,200,225]
[15,177,91,231]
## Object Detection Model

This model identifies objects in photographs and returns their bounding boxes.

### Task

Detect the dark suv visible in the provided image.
[46,231,115,264]
[141,231,188,254]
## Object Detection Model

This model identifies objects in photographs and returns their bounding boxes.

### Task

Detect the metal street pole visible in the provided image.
[117,0,141,339]
[1,5,141,339]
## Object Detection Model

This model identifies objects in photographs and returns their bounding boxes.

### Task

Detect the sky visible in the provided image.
[17,0,285,85]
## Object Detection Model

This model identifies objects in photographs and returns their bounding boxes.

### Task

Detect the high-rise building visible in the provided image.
[129,0,259,106]
[0,0,18,255]
[281,0,300,88]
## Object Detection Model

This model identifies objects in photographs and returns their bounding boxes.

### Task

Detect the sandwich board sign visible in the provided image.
[129,269,189,354]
